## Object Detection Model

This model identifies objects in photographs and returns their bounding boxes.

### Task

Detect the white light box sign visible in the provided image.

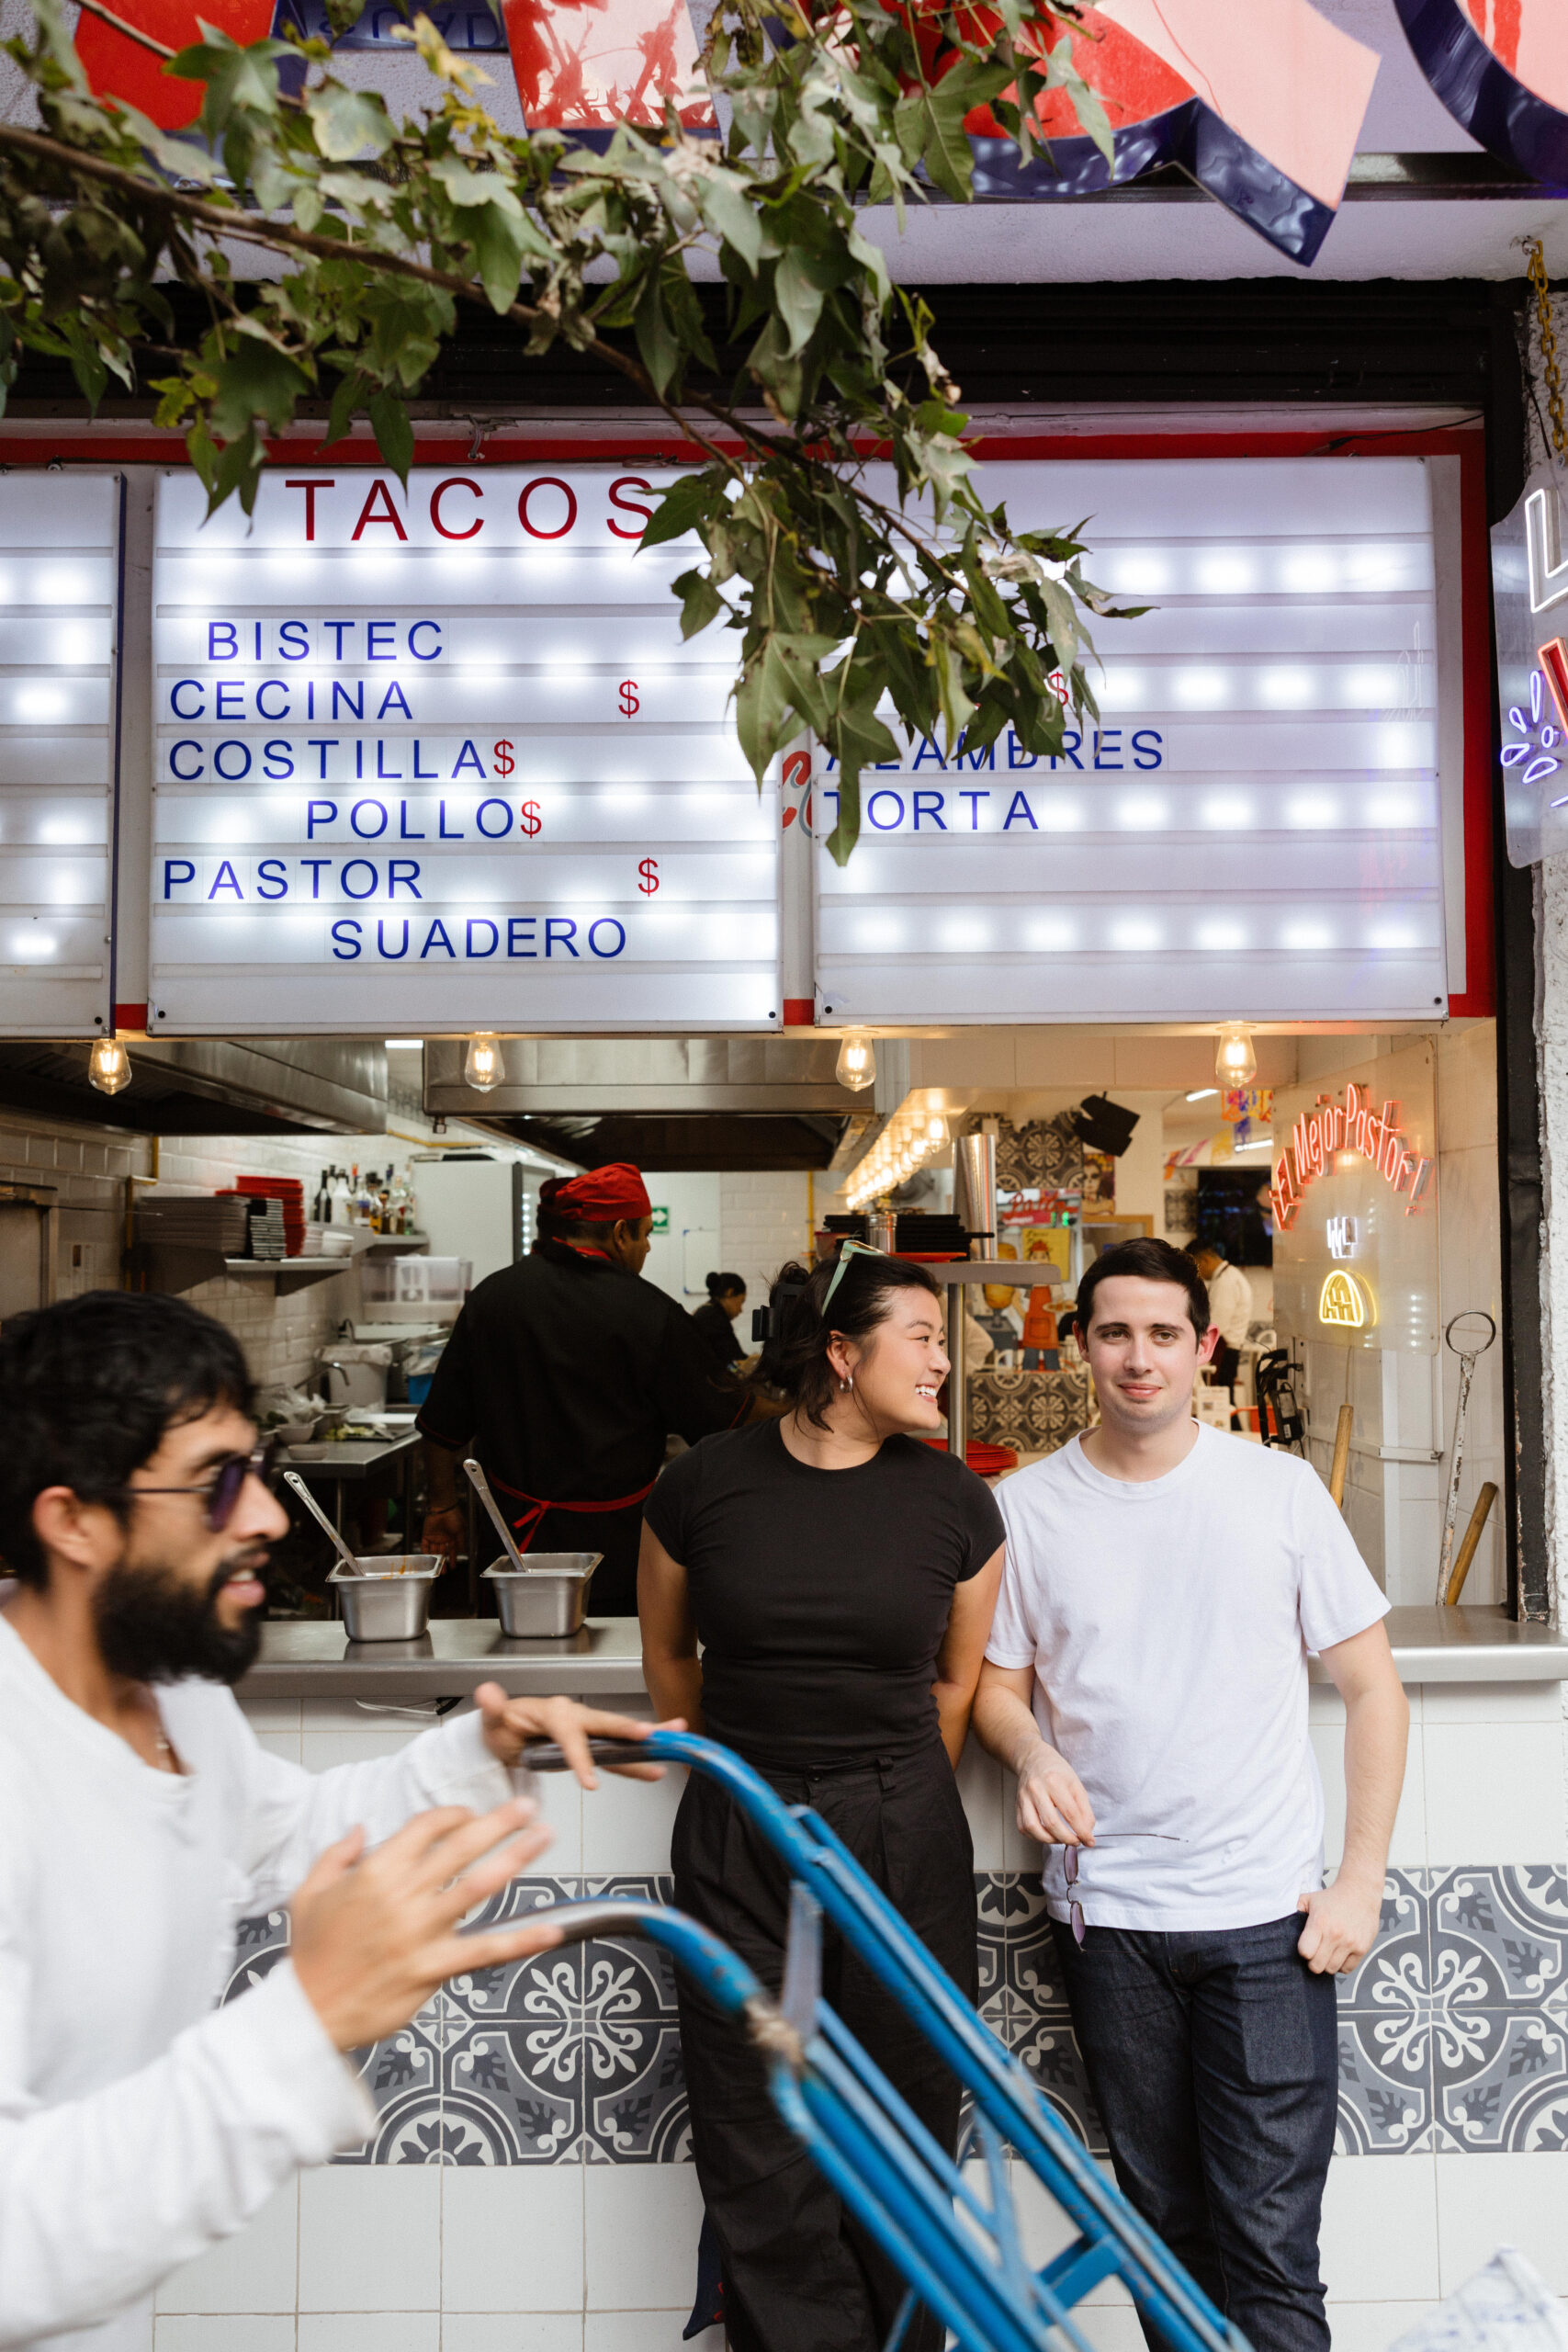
[149,469,780,1033]
[814,458,1453,1026]
[0,474,121,1038]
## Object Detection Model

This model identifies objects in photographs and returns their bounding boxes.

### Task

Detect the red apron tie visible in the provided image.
[487,1469,658,1552]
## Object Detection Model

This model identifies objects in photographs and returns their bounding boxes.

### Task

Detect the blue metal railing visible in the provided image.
[524,1730,1248,2352]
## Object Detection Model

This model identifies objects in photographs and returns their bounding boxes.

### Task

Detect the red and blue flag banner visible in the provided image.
[74,0,1383,262]
[1393,0,1568,183]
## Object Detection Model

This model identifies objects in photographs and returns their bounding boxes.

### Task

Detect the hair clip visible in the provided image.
[822,1238,886,1317]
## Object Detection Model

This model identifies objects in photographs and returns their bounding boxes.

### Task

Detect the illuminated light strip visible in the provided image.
[1270,1078,1433,1231]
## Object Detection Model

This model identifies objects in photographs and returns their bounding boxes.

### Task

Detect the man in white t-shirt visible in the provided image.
[0,1291,668,2352]
[974,1237,1407,2352]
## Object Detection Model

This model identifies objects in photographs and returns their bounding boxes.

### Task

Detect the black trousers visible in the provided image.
[1054,1915,1339,2352]
[514,1502,642,1616]
[671,1744,976,2352]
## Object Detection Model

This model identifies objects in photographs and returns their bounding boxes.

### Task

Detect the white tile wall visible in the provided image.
[1306,1684,1568,1869]
[583,2165,708,2311]
[157,2186,299,2313]
[443,2168,584,2313]
[155,2319,296,2352]
[717,1170,813,1301]
[299,2164,442,2312]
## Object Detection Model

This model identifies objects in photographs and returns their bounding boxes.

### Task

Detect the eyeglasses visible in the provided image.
[125,1439,279,1532]
[822,1237,886,1316]
[1063,1833,1182,1946]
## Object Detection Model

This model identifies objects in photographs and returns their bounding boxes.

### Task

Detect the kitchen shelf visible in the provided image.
[361,1231,429,1257]
[131,1245,355,1296]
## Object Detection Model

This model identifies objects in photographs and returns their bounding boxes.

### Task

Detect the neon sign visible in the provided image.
[1319,1270,1370,1330]
[1271,1080,1433,1233]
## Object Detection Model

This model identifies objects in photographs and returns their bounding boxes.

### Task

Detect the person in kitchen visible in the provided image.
[1190,1236,1251,1401]
[419,1162,756,1615]
[691,1270,749,1370]
[0,1289,669,2352]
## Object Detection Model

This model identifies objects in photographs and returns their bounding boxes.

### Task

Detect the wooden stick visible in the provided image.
[1328,1401,1353,1509]
[1444,1482,1498,1605]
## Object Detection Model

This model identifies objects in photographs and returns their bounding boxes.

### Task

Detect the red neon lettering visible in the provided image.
[607,475,655,539]
[351,479,408,541]
[285,478,334,541]
[518,477,578,540]
[431,476,484,539]
[1540,637,1568,734]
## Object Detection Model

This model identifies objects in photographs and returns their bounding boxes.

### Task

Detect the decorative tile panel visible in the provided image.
[228,1867,1568,2163]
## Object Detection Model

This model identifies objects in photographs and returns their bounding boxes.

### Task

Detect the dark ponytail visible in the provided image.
[705,1271,745,1301]
[757,1250,942,1429]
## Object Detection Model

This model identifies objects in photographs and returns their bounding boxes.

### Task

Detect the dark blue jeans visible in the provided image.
[1052,1913,1338,2352]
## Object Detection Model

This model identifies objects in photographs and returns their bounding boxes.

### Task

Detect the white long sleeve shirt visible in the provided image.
[0,1610,519,2351]
[1205,1259,1253,1351]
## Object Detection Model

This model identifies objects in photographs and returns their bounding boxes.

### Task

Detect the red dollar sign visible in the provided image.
[493,739,515,777]
[619,679,640,718]
[519,800,542,837]
[637,857,660,895]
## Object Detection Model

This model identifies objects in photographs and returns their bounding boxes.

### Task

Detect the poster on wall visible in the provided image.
[813,458,1459,1028]
[148,469,781,1034]
[1270,1039,1438,1354]
[0,472,122,1041]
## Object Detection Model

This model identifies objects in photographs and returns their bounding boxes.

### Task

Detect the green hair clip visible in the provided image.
[821,1237,887,1317]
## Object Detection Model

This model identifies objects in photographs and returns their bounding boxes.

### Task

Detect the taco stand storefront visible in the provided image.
[3,424,1568,2346]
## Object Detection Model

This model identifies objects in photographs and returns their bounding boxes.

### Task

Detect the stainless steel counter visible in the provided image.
[1307,1605,1568,1683]
[242,1605,1568,1700]
[244,1616,649,1698]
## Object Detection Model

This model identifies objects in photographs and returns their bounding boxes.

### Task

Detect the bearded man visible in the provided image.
[0,1290,663,2351]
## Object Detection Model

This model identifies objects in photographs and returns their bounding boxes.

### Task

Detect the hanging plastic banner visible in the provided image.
[1393,0,1568,184]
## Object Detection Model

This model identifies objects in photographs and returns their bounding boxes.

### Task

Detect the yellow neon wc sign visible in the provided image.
[1319,1270,1370,1329]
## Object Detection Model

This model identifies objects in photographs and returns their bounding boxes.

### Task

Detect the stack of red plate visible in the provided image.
[233,1175,307,1256]
[925,1439,1018,1478]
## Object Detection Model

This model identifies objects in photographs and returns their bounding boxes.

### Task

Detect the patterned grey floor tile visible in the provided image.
[1431,2005,1568,2151]
[1428,1867,1568,2010]
[1335,1870,1433,2154]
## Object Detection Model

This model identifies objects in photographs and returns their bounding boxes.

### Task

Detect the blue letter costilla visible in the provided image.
[170,619,642,974]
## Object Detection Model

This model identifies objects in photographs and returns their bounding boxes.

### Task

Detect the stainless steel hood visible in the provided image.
[0,1036,387,1135]
[423,1036,867,1117]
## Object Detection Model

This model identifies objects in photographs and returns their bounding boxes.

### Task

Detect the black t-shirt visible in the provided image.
[417,1242,742,1508]
[643,1420,1005,1770]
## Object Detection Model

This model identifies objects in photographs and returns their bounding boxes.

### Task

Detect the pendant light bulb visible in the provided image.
[836,1030,875,1092]
[1214,1023,1257,1089]
[87,1034,130,1095]
[464,1031,504,1091]
[925,1113,949,1148]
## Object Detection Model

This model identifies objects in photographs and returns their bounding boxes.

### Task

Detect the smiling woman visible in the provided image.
[637,1243,1007,2352]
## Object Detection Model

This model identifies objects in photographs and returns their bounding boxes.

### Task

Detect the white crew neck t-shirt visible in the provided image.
[986,1424,1389,1932]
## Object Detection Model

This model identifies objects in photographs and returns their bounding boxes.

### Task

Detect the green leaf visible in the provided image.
[640,471,713,550]
[305,79,394,159]
[367,387,413,482]
[673,566,727,639]
[893,58,1011,203]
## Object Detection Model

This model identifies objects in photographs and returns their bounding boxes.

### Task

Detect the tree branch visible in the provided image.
[0,111,970,597]
[73,0,178,62]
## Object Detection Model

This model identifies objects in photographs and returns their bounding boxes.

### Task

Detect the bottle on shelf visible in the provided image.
[313,1168,333,1223]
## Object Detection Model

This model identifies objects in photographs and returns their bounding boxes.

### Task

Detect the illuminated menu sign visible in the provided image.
[814,457,1457,1026]
[0,474,121,1038]
[149,469,780,1032]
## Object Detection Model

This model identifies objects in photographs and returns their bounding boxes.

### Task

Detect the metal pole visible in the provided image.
[947,1280,966,1460]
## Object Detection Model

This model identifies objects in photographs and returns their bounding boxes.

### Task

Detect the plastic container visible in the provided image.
[327,1555,442,1639]
[483,1552,601,1637]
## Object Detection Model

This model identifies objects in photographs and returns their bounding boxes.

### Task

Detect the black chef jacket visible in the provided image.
[690,1295,745,1369]
[417,1238,745,1613]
